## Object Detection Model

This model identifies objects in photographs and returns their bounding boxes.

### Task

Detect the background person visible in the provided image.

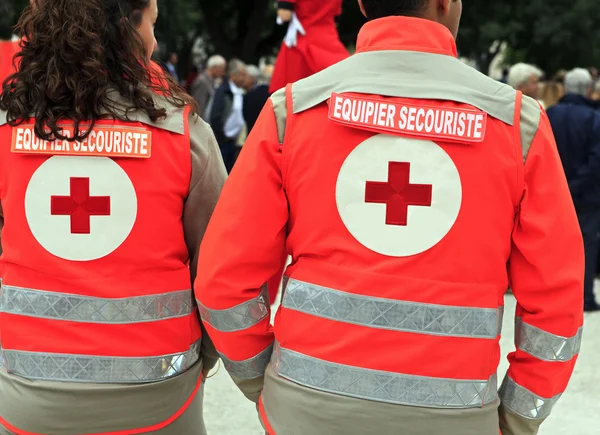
[508,62,543,100]
[547,68,600,312]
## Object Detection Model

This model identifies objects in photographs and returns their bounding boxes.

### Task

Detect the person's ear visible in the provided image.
[438,0,452,15]
[357,0,367,18]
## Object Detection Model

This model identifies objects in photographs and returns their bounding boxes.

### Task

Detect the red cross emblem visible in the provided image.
[365,161,433,226]
[51,177,111,234]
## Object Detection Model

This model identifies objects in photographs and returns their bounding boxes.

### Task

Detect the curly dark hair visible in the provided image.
[0,0,196,142]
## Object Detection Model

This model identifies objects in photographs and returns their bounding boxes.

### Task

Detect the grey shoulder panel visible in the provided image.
[148,94,186,134]
[270,88,287,144]
[0,94,187,133]
[520,96,542,162]
[292,50,517,125]
[104,90,186,135]
[188,112,217,188]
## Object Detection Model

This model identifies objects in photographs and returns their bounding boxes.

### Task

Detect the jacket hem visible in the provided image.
[0,373,204,435]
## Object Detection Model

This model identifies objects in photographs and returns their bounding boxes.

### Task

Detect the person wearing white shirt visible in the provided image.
[209,59,249,172]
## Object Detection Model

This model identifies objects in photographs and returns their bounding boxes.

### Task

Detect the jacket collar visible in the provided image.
[560,93,599,109]
[355,16,458,57]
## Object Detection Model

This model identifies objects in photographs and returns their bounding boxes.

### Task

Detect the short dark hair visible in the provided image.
[361,0,427,20]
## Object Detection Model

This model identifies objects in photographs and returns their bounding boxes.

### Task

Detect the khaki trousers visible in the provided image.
[148,386,206,435]
[0,387,206,435]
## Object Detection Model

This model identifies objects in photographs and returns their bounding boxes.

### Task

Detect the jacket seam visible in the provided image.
[513,93,525,211]
[187,117,214,199]
[280,85,294,189]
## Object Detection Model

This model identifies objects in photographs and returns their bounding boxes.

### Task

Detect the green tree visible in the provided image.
[508,0,600,74]
[195,0,283,62]
[6,0,600,76]
[458,1,521,73]
[0,0,28,39]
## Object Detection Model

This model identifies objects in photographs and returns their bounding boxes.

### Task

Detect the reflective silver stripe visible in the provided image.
[497,305,505,337]
[515,317,582,362]
[198,284,269,332]
[220,343,273,380]
[272,343,498,408]
[0,285,193,324]
[0,341,200,383]
[283,279,501,339]
[499,376,561,419]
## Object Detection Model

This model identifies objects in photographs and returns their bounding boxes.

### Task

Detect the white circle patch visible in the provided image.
[336,135,462,257]
[25,156,137,261]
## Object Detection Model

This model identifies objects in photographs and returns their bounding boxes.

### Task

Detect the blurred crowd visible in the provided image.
[161,53,273,173]
[505,63,600,311]
[503,63,600,109]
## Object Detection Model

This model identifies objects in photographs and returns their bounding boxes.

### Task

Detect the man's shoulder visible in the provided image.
[198,73,212,85]
[290,50,517,124]
[217,80,232,92]
[247,84,269,98]
[551,99,596,117]
[214,82,228,96]
[191,74,210,90]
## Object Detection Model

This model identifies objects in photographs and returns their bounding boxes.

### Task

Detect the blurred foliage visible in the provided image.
[0,0,27,39]
[3,0,600,75]
[511,0,600,74]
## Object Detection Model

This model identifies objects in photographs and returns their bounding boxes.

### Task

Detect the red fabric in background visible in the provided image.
[270,0,349,93]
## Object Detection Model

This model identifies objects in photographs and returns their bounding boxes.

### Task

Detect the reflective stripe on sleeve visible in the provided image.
[515,317,582,362]
[499,376,561,419]
[220,343,274,380]
[198,284,269,332]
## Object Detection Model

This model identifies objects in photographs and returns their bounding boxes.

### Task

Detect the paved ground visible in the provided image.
[203,291,600,434]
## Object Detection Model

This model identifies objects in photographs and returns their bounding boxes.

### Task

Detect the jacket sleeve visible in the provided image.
[500,105,584,435]
[195,98,288,402]
[183,113,228,373]
[209,86,227,144]
[0,202,3,256]
[565,112,600,199]
[192,81,211,119]
[335,0,343,16]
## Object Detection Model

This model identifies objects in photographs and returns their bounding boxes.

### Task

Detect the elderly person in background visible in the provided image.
[191,55,227,120]
[548,68,600,312]
[244,65,261,92]
[210,59,248,172]
[508,63,543,100]
[243,65,273,133]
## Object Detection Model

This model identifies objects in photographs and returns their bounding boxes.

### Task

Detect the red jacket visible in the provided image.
[196,17,584,435]
[0,110,203,434]
[281,0,342,28]
[270,0,349,93]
